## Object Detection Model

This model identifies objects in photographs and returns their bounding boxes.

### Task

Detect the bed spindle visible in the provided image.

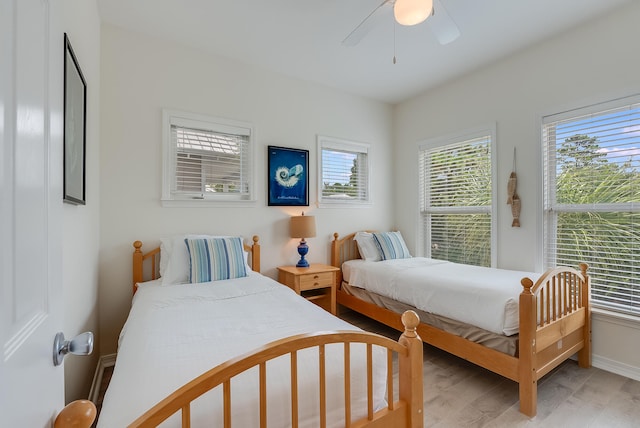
[259,362,267,428]
[344,343,352,427]
[291,352,299,427]
[223,381,231,428]
[386,349,394,411]
[367,344,374,421]
[319,344,327,428]
[181,405,190,428]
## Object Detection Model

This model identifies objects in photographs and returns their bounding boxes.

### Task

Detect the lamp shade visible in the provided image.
[290,215,316,239]
[394,0,433,26]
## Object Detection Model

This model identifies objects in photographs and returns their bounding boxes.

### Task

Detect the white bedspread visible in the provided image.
[344,258,540,336]
[98,272,386,427]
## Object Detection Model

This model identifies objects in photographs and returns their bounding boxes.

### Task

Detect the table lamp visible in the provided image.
[290,213,316,268]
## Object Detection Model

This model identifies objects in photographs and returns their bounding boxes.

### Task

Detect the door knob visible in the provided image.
[53,332,94,366]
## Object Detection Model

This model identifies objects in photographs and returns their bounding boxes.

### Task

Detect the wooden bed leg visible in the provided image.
[519,379,536,418]
[519,277,537,418]
[398,311,424,428]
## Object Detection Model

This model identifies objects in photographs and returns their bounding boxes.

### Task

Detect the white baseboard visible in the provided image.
[89,353,117,403]
[591,309,640,382]
[592,354,640,382]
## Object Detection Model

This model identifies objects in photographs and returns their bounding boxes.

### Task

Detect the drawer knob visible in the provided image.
[314,275,319,279]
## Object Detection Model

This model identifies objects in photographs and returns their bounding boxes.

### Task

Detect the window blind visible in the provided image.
[543,97,640,316]
[318,137,370,204]
[170,124,251,200]
[419,135,493,267]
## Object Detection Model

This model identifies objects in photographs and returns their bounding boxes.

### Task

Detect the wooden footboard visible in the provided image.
[128,311,424,428]
[518,263,591,416]
[331,232,592,418]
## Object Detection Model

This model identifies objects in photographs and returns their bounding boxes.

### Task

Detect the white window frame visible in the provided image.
[317,135,371,207]
[162,109,256,207]
[542,94,640,317]
[417,124,497,267]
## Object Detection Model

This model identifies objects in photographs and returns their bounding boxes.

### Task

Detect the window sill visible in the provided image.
[161,199,257,208]
[592,307,640,330]
[316,200,372,209]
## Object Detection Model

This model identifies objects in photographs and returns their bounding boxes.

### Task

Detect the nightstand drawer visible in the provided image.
[299,272,333,290]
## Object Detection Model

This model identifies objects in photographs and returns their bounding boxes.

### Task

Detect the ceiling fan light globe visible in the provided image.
[394,0,433,26]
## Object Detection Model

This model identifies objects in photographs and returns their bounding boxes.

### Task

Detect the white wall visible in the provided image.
[394,1,640,378]
[99,24,395,355]
[61,0,101,402]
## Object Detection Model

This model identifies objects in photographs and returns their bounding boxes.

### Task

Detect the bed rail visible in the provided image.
[128,311,424,428]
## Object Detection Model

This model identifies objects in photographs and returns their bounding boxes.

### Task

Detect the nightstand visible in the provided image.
[277,264,340,315]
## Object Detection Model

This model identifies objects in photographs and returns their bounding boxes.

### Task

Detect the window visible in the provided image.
[317,136,370,206]
[418,127,496,267]
[162,110,254,206]
[543,96,640,316]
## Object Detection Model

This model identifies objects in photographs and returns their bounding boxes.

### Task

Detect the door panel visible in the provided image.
[1,0,65,425]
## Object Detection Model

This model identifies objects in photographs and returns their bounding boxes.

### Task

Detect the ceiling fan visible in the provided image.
[342,0,460,47]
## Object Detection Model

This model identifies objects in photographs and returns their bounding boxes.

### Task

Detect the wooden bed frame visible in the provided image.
[127,237,425,428]
[331,232,592,418]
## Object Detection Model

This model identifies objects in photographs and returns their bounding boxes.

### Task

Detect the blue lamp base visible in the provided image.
[296,239,310,268]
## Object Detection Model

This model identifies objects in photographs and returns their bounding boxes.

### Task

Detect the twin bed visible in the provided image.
[97,235,424,428]
[331,231,592,417]
[98,229,591,426]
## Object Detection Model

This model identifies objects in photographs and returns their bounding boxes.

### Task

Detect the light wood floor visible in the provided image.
[339,309,640,428]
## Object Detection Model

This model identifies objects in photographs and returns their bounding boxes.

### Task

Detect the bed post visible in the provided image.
[331,232,340,267]
[251,235,261,273]
[397,311,424,428]
[331,233,342,283]
[518,277,537,417]
[133,241,144,295]
[577,263,592,368]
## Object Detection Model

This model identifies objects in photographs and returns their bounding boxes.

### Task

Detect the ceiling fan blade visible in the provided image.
[342,0,392,47]
[427,0,460,45]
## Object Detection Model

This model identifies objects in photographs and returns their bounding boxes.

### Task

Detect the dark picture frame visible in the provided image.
[63,33,87,205]
[268,146,309,206]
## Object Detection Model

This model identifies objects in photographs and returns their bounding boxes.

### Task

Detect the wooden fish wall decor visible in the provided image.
[507,148,521,227]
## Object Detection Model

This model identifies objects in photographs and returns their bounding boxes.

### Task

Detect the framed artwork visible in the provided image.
[268,146,309,206]
[63,33,87,205]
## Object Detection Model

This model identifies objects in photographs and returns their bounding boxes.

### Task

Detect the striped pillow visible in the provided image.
[185,237,248,283]
[372,232,412,260]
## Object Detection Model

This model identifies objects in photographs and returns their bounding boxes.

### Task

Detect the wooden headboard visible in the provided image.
[331,232,361,267]
[132,235,261,294]
[331,232,370,286]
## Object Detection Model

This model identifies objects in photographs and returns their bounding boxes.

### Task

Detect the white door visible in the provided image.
[0,0,65,426]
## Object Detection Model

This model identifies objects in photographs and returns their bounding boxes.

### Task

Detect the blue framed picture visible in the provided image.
[268,146,309,206]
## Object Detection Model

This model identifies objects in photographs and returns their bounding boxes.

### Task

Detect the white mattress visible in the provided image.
[98,272,387,427]
[343,258,540,336]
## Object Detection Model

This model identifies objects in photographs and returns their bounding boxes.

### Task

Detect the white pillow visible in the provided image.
[353,231,381,262]
[160,235,250,285]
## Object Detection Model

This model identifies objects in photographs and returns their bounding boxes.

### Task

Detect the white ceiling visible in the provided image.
[97,0,631,104]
